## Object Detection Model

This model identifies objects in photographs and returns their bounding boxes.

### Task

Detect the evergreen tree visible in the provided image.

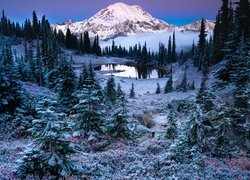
[65,28,72,49]
[111,39,116,55]
[35,41,45,86]
[88,61,95,85]
[17,56,30,82]
[79,33,84,53]
[108,92,132,139]
[26,45,36,82]
[129,83,135,98]
[59,60,77,112]
[139,42,148,65]
[171,31,177,63]
[73,80,104,137]
[167,36,172,64]
[0,45,21,113]
[190,81,195,90]
[165,107,177,139]
[211,110,232,157]
[15,98,82,178]
[191,40,195,58]
[77,63,89,89]
[177,66,188,92]
[83,31,91,53]
[197,18,207,70]
[230,37,249,109]
[104,75,117,104]
[236,0,250,40]
[158,43,166,66]
[156,82,161,94]
[1,10,8,36]
[212,14,223,64]
[170,104,205,162]
[32,11,39,39]
[164,76,173,93]
[116,83,125,99]
[92,35,102,56]
[47,66,64,92]
[196,67,214,112]
[220,0,230,44]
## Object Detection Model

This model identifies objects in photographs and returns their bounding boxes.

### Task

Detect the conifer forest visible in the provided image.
[0,0,249,179]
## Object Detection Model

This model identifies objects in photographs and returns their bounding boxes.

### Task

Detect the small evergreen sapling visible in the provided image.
[129,83,135,98]
[116,83,124,99]
[156,83,161,94]
[190,81,195,90]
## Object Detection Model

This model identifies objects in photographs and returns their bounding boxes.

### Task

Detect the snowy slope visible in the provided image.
[52,2,174,40]
[176,19,215,32]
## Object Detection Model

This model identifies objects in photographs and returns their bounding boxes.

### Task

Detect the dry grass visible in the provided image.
[141,112,155,128]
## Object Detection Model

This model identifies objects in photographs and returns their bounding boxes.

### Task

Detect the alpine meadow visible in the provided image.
[0,0,249,179]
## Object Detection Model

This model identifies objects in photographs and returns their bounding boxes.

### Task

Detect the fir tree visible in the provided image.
[139,42,148,65]
[156,82,161,94]
[0,45,21,113]
[236,0,250,40]
[196,67,214,112]
[77,63,89,89]
[129,83,135,98]
[83,31,91,53]
[190,81,195,90]
[170,104,205,162]
[220,0,230,44]
[104,75,117,104]
[47,66,64,92]
[197,18,207,70]
[36,42,45,86]
[73,80,104,137]
[88,61,95,85]
[17,56,31,82]
[116,83,125,99]
[165,107,177,139]
[171,31,177,63]
[79,33,84,53]
[167,36,172,64]
[15,98,82,178]
[164,76,173,93]
[32,11,39,39]
[59,60,77,112]
[158,43,166,66]
[191,40,195,58]
[65,28,72,49]
[231,38,249,109]
[177,66,188,92]
[108,92,132,139]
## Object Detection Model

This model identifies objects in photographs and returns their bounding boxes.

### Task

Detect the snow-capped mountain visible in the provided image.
[52,2,174,40]
[176,20,215,32]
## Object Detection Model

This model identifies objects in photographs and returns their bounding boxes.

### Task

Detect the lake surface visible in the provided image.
[97,64,167,79]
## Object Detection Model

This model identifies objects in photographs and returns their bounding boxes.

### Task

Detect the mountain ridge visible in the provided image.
[52,2,215,40]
